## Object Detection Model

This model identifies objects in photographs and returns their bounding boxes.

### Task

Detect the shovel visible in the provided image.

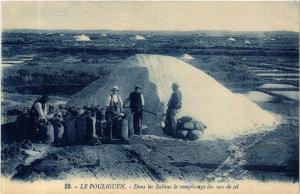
[123,107,157,117]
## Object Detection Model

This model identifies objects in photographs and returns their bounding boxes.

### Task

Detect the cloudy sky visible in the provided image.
[2,1,299,31]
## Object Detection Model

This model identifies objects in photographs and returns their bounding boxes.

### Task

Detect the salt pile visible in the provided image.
[245,91,274,102]
[100,33,107,37]
[74,35,91,42]
[68,54,278,140]
[134,35,146,40]
[245,40,251,44]
[227,37,236,42]
[1,63,14,68]
[180,54,194,60]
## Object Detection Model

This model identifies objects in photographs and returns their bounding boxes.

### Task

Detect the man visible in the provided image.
[124,86,145,135]
[30,95,52,122]
[105,86,124,140]
[164,83,182,136]
[29,94,54,142]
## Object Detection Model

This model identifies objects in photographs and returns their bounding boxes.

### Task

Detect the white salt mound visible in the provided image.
[74,35,91,42]
[68,54,278,140]
[180,54,194,60]
[1,63,14,68]
[227,37,236,41]
[245,40,251,44]
[100,33,107,37]
[245,91,274,102]
[134,35,146,40]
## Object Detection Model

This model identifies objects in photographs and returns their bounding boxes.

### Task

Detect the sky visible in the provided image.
[2,1,299,32]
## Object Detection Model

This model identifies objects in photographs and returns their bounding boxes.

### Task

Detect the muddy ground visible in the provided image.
[1,98,298,182]
[2,136,229,182]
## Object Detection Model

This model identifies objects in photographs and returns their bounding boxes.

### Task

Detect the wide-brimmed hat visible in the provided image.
[135,85,142,90]
[172,82,180,87]
[111,86,119,91]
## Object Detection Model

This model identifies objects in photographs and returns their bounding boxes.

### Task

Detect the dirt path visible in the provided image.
[3,136,229,182]
[206,133,267,182]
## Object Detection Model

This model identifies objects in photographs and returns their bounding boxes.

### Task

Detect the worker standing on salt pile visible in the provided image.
[105,86,124,140]
[124,86,145,135]
[164,83,182,137]
[29,94,54,143]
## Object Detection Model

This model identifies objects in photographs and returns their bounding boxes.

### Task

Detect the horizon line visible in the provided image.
[3,28,299,33]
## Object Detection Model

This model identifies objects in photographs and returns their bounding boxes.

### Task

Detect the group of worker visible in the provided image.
[21,82,182,144]
[106,85,145,137]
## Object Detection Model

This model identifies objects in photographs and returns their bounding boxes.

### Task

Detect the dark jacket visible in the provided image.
[167,90,182,109]
[129,92,143,112]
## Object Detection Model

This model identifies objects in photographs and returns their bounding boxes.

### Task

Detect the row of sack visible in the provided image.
[16,106,134,144]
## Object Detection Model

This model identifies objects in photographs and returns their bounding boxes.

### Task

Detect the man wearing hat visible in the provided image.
[124,86,145,135]
[164,83,182,136]
[105,86,124,140]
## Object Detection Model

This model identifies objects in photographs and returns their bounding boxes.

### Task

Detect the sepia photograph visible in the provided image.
[1,1,299,194]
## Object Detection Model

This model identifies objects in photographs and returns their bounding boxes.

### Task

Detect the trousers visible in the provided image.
[165,108,179,136]
[132,111,142,135]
